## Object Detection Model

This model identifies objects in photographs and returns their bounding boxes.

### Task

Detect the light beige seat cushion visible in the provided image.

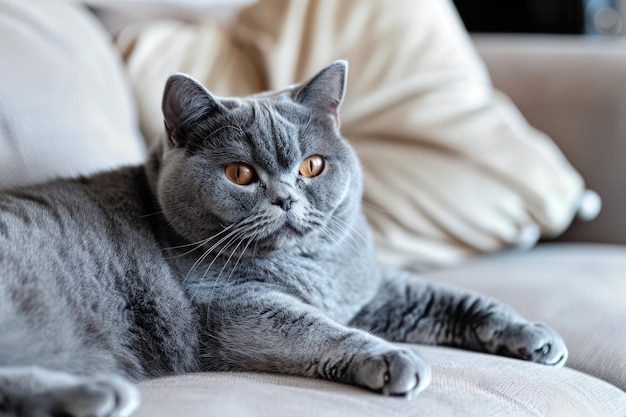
[425,243,626,391]
[0,0,146,189]
[136,346,626,417]
[117,0,585,269]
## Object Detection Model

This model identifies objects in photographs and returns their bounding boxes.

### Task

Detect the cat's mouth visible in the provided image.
[250,208,316,249]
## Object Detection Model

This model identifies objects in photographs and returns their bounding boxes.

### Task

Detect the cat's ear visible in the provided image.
[294,60,348,126]
[162,73,224,147]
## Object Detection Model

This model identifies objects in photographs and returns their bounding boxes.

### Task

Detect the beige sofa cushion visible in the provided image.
[426,243,626,391]
[118,0,584,269]
[136,346,626,417]
[0,0,146,189]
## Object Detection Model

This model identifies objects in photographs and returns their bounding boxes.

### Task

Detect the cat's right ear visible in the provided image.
[162,73,224,147]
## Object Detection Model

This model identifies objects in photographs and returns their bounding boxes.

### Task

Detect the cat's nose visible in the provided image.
[273,196,295,211]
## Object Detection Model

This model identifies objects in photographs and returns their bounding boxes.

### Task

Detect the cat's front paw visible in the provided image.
[478,321,568,367]
[512,322,568,367]
[352,348,431,398]
[61,374,141,417]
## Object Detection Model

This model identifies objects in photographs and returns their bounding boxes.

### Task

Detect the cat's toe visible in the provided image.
[52,374,140,417]
[509,323,568,368]
[354,348,431,397]
[93,374,141,417]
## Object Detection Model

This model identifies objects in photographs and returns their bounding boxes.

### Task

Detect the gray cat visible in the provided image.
[0,61,567,417]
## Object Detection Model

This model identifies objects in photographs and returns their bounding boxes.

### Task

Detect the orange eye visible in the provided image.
[299,155,324,178]
[225,162,256,185]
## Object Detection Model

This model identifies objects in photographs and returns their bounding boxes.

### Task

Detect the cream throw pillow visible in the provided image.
[0,0,146,188]
[117,0,585,268]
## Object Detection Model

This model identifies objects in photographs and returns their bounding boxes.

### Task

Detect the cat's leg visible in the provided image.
[349,269,567,367]
[0,366,139,417]
[202,285,432,397]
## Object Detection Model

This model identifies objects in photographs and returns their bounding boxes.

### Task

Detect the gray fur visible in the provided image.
[0,61,567,416]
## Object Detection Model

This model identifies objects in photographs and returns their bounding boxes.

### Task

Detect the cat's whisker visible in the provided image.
[189,232,244,301]
[183,225,250,288]
[317,224,342,247]
[187,214,272,301]
[319,221,361,254]
[326,217,361,248]
[252,237,260,259]
[162,223,237,256]
[164,238,217,260]
[139,210,166,219]
[328,215,373,249]
[190,226,253,303]
[215,234,249,281]
[209,233,259,306]
[205,233,256,304]
[305,209,366,253]
[192,214,278,304]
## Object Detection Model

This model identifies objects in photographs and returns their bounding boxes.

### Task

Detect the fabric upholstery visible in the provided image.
[425,243,626,391]
[0,0,146,189]
[135,346,626,417]
[117,0,585,269]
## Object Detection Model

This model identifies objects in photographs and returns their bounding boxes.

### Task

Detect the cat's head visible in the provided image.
[148,61,363,254]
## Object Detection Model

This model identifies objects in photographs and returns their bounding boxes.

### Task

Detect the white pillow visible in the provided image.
[0,0,146,189]
[116,0,585,268]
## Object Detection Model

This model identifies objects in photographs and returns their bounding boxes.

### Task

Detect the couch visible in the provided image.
[0,0,624,416]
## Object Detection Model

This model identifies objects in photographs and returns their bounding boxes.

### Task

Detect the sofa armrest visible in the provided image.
[473,35,626,244]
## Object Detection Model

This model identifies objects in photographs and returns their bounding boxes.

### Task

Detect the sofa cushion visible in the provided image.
[424,243,626,391]
[135,346,626,417]
[116,0,584,269]
[0,0,146,189]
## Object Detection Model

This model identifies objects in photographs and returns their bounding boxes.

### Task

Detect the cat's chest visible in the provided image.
[170,244,382,323]
[243,251,381,323]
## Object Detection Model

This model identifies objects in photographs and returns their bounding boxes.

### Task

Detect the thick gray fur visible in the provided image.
[0,61,567,416]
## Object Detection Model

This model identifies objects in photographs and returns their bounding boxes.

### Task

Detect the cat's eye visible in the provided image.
[225,162,256,185]
[299,155,325,178]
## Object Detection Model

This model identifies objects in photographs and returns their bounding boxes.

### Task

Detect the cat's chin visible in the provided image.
[252,221,319,254]
[253,207,315,239]
[254,228,308,252]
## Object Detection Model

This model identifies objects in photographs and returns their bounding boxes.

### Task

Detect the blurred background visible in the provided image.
[453,0,625,36]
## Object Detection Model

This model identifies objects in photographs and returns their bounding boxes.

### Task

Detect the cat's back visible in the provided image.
[0,167,156,279]
[0,167,200,379]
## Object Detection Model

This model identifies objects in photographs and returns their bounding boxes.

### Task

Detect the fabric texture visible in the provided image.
[135,346,626,417]
[426,243,626,392]
[117,0,585,269]
[0,0,146,189]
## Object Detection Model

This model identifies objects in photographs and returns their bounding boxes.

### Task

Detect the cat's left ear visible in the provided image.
[295,60,348,126]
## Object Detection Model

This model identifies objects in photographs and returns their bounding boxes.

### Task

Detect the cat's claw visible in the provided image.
[353,348,431,397]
